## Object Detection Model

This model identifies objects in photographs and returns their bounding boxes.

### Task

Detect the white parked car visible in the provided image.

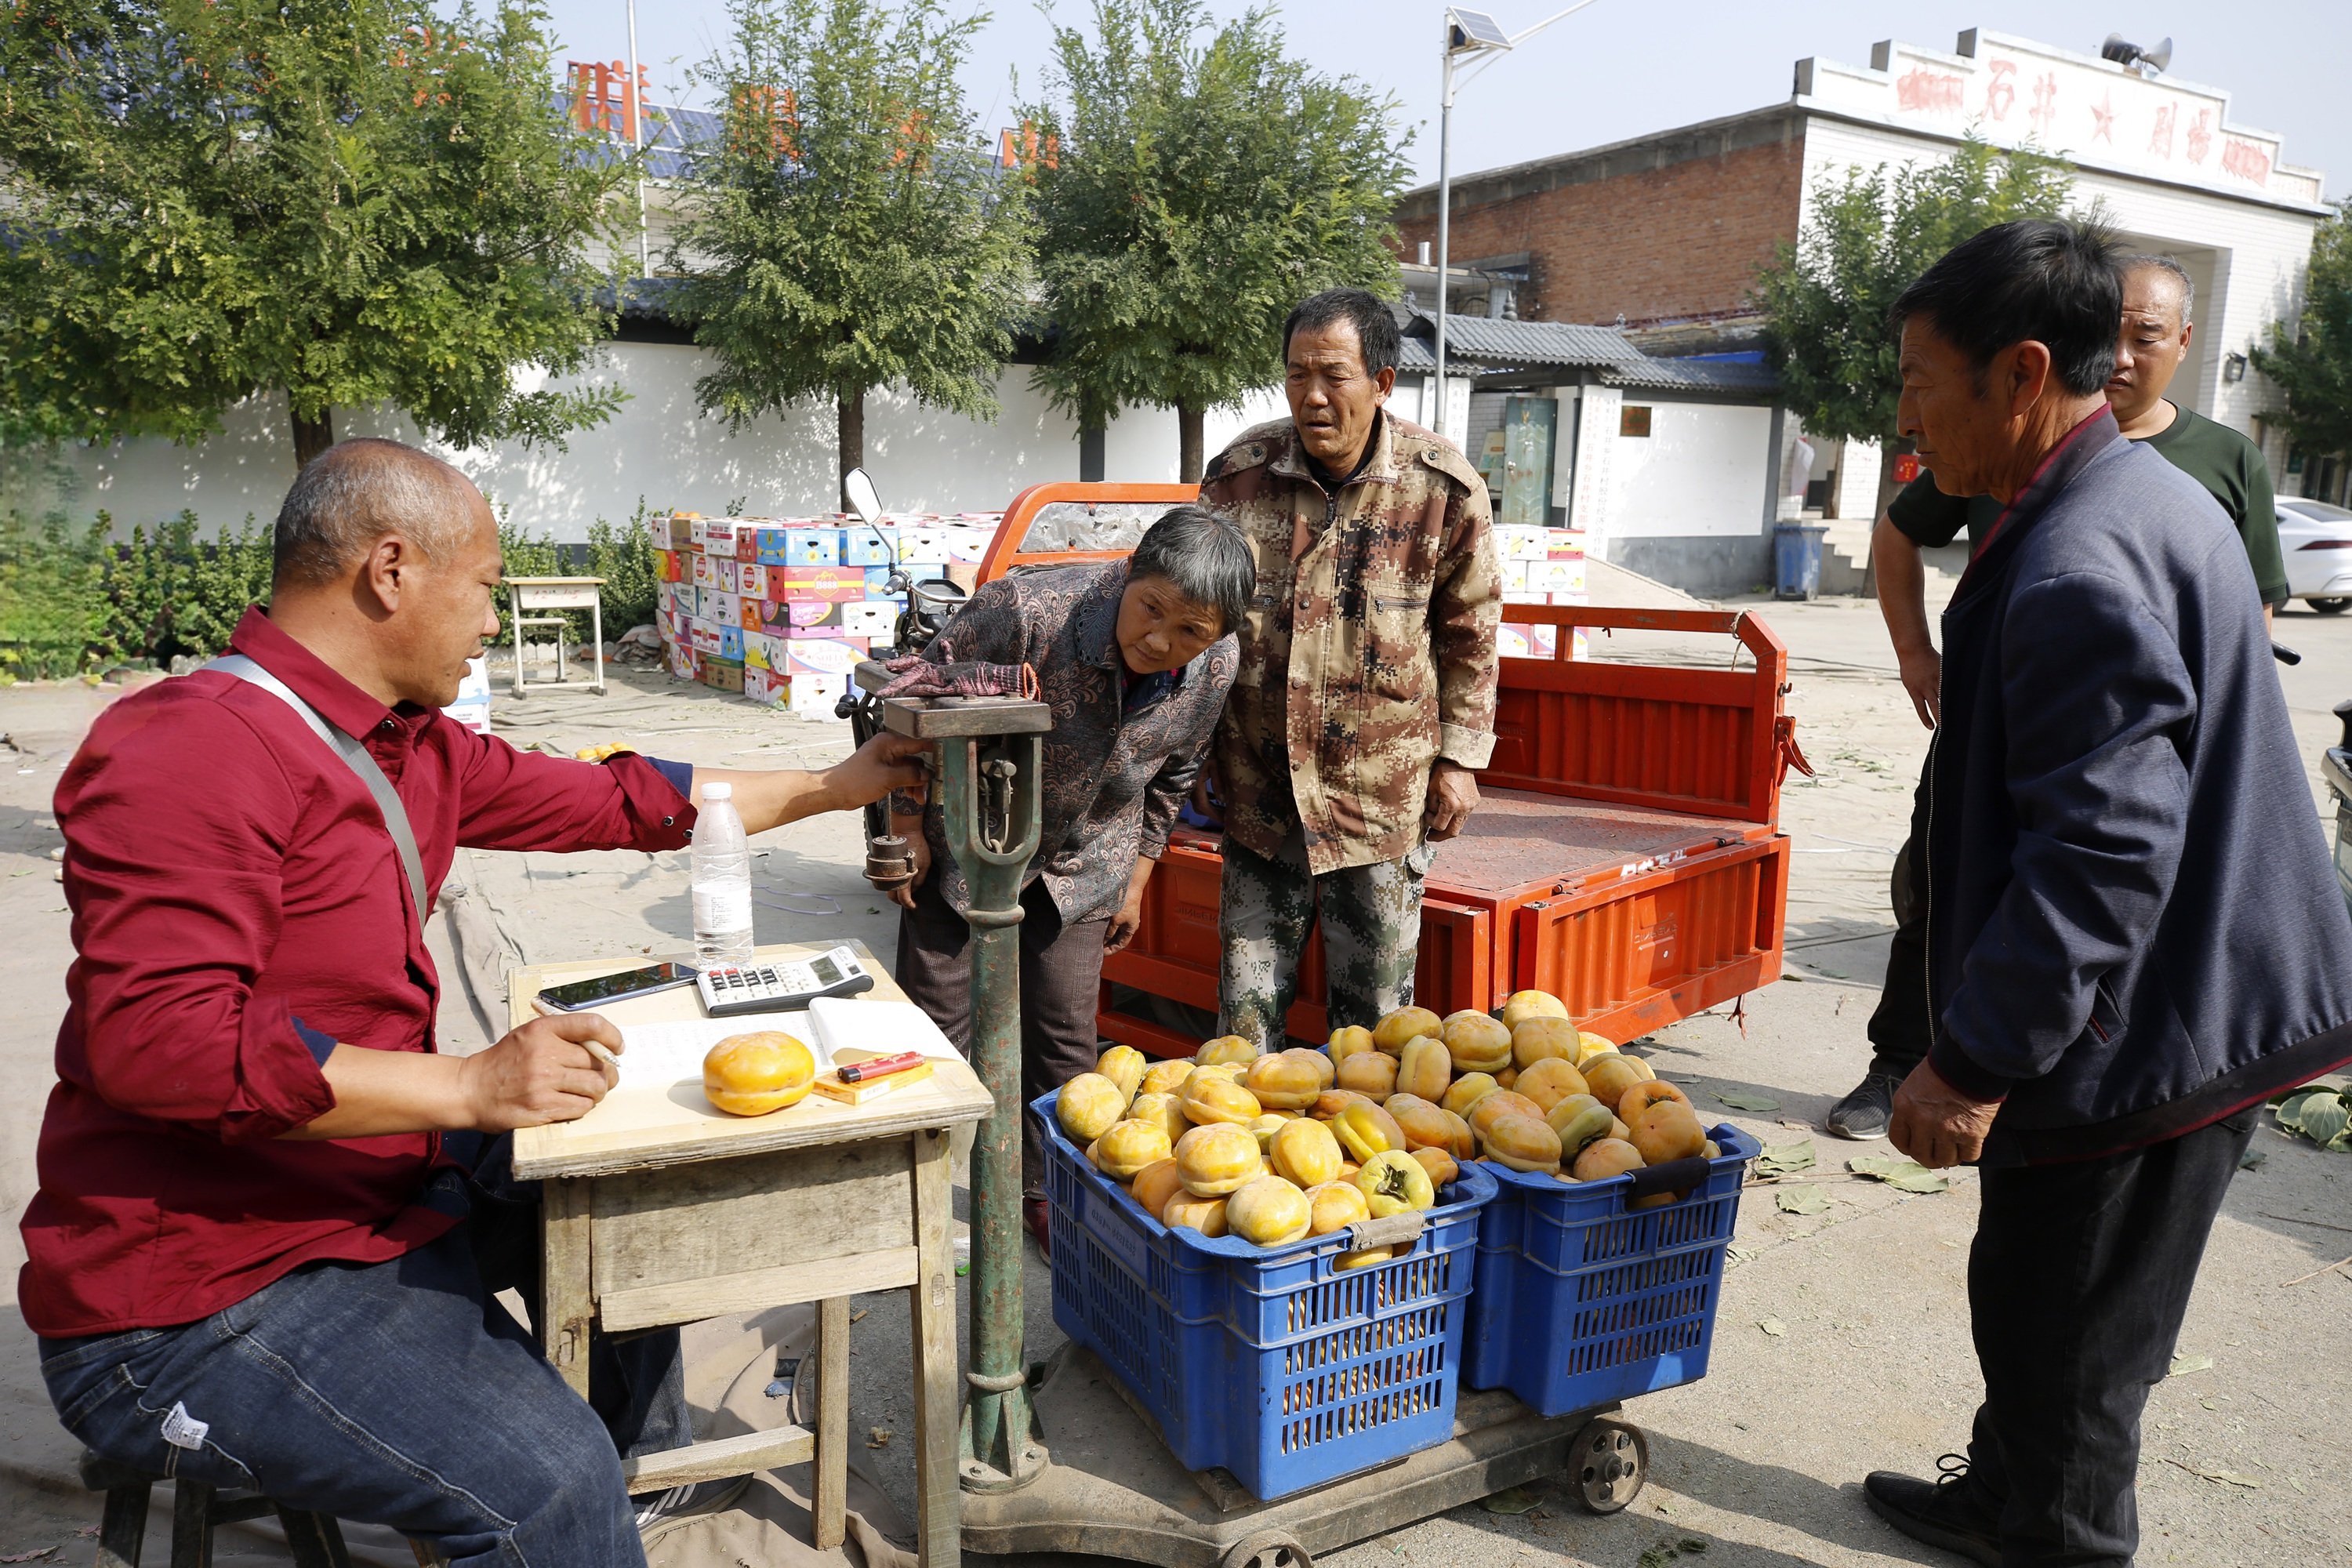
[2278,497,2352,614]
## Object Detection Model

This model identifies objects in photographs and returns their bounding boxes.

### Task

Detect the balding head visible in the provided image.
[262,437,504,711]
[274,438,485,590]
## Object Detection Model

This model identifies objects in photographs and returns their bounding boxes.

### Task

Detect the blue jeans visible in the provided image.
[38,1139,688,1567]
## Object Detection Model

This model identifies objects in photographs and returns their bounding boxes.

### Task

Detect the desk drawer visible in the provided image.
[590,1138,916,1304]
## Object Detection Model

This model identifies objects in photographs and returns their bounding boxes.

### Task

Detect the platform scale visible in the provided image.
[862,669,1653,1568]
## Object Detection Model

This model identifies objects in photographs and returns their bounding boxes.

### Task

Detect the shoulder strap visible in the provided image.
[205,654,430,920]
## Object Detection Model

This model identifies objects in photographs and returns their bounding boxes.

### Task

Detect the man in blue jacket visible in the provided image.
[1864,219,2352,1566]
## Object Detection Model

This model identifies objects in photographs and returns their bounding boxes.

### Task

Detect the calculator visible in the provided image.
[697,945,877,1016]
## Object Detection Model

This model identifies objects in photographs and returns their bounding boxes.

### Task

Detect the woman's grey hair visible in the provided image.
[1129,504,1254,633]
[274,438,481,587]
[2118,253,2194,324]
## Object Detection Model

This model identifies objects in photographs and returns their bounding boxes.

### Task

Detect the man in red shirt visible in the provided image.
[23,439,925,1566]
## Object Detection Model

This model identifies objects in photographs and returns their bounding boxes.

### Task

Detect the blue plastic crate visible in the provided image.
[1462,1123,1759,1417]
[1035,1091,1497,1501]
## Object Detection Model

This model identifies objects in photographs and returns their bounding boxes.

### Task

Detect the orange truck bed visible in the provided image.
[982,482,1798,1054]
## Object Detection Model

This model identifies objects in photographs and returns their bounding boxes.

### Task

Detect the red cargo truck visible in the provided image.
[977,481,1804,1056]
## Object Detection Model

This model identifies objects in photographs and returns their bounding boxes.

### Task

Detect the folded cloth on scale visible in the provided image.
[875,655,1038,701]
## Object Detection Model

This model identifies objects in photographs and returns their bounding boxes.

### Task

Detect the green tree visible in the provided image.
[667,0,1031,500]
[1754,134,2074,514]
[2252,205,2352,466]
[1023,0,1410,481]
[0,0,634,470]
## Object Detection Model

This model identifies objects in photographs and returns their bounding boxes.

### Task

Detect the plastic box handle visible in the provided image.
[1627,1156,1711,1199]
[1346,1211,1429,1250]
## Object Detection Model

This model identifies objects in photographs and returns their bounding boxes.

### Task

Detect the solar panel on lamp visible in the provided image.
[1448,8,1512,49]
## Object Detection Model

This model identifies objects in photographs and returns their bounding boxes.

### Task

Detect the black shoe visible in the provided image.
[633,1474,753,1545]
[1827,1072,1903,1140]
[1864,1455,2001,1566]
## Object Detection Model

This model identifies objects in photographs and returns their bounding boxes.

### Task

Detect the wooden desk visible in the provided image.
[506,940,990,1567]
[502,574,606,696]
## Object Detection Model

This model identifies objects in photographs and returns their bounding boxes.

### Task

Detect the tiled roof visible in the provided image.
[1599,356,1780,393]
[1407,310,1645,369]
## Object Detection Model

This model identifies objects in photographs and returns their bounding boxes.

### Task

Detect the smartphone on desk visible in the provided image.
[534,961,699,1013]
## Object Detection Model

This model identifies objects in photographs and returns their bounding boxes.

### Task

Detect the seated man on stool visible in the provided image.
[23,438,927,1567]
[879,505,1251,1254]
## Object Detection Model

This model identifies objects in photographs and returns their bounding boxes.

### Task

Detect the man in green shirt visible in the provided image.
[1829,252,2287,1139]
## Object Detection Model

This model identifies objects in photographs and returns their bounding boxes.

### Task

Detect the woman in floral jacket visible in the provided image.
[881,505,1251,1251]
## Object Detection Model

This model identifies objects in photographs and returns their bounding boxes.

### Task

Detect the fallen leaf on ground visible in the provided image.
[1758,1318,1787,1337]
[1480,1485,1544,1514]
[1679,1541,1708,1554]
[0,1549,53,1563]
[1847,1156,1951,1192]
[1715,1091,1781,1112]
[1755,1140,1817,1177]
[1726,1244,1758,1265]
[1775,1184,1828,1214]
[2168,1353,2212,1377]
[867,1428,892,1447]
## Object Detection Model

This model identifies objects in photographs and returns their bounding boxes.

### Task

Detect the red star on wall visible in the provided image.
[2091,92,2116,143]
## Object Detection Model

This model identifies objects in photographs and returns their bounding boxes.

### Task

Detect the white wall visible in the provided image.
[1831,438,1882,518]
[17,343,1294,540]
[1605,401,1776,539]
[1799,117,2322,438]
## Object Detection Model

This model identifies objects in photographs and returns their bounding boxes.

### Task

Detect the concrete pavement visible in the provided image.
[1,581,2347,1566]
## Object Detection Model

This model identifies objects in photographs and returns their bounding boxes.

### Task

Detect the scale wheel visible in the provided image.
[1221,1530,1314,1568]
[1568,1417,1649,1514]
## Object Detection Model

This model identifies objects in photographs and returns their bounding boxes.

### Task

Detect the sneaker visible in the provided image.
[1024,1196,1051,1260]
[1863,1455,2001,1567]
[1827,1071,1903,1140]
[633,1474,753,1545]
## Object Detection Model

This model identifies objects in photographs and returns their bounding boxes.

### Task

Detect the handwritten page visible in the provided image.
[614,1013,818,1091]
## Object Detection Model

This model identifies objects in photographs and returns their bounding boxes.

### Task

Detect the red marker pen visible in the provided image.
[838,1051,925,1083]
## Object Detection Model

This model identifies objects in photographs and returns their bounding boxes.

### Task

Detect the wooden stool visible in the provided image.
[79,1448,355,1568]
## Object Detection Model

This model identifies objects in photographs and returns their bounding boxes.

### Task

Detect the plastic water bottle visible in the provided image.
[691,781,755,967]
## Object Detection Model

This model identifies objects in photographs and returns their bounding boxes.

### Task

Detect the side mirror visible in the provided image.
[842,467,882,526]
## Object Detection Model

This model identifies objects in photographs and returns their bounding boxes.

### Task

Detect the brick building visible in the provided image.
[1394,107,1811,331]
[1391,29,2332,594]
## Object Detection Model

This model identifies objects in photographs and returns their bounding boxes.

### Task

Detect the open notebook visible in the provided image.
[608,997,960,1093]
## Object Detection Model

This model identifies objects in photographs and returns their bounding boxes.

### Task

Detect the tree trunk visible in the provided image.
[837,388,866,506]
[1873,434,1916,526]
[1178,403,1204,487]
[292,408,335,470]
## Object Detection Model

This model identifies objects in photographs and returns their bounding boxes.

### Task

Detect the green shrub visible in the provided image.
[0,511,111,680]
[589,501,659,631]
[495,502,657,647]
[103,511,273,665]
[0,499,646,678]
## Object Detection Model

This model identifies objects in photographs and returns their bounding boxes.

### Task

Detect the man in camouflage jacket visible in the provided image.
[1200,289,1501,1044]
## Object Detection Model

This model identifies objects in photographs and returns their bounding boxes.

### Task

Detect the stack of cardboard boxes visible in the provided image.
[650,510,1001,716]
[1494,526,1590,660]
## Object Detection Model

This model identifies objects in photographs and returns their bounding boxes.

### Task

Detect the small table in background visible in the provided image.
[503,575,606,696]
[506,940,991,1568]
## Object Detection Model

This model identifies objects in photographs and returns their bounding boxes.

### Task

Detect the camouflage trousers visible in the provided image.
[1218,827,1437,1048]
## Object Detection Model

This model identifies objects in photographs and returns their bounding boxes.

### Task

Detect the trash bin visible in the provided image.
[1773,524,1828,601]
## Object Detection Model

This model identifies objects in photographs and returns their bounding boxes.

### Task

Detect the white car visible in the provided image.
[2278,497,2352,613]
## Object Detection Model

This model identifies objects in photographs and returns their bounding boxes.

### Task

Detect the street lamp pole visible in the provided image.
[626,0,648,275]
[1435,37,1456,437]
[1432,1,1609,441]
